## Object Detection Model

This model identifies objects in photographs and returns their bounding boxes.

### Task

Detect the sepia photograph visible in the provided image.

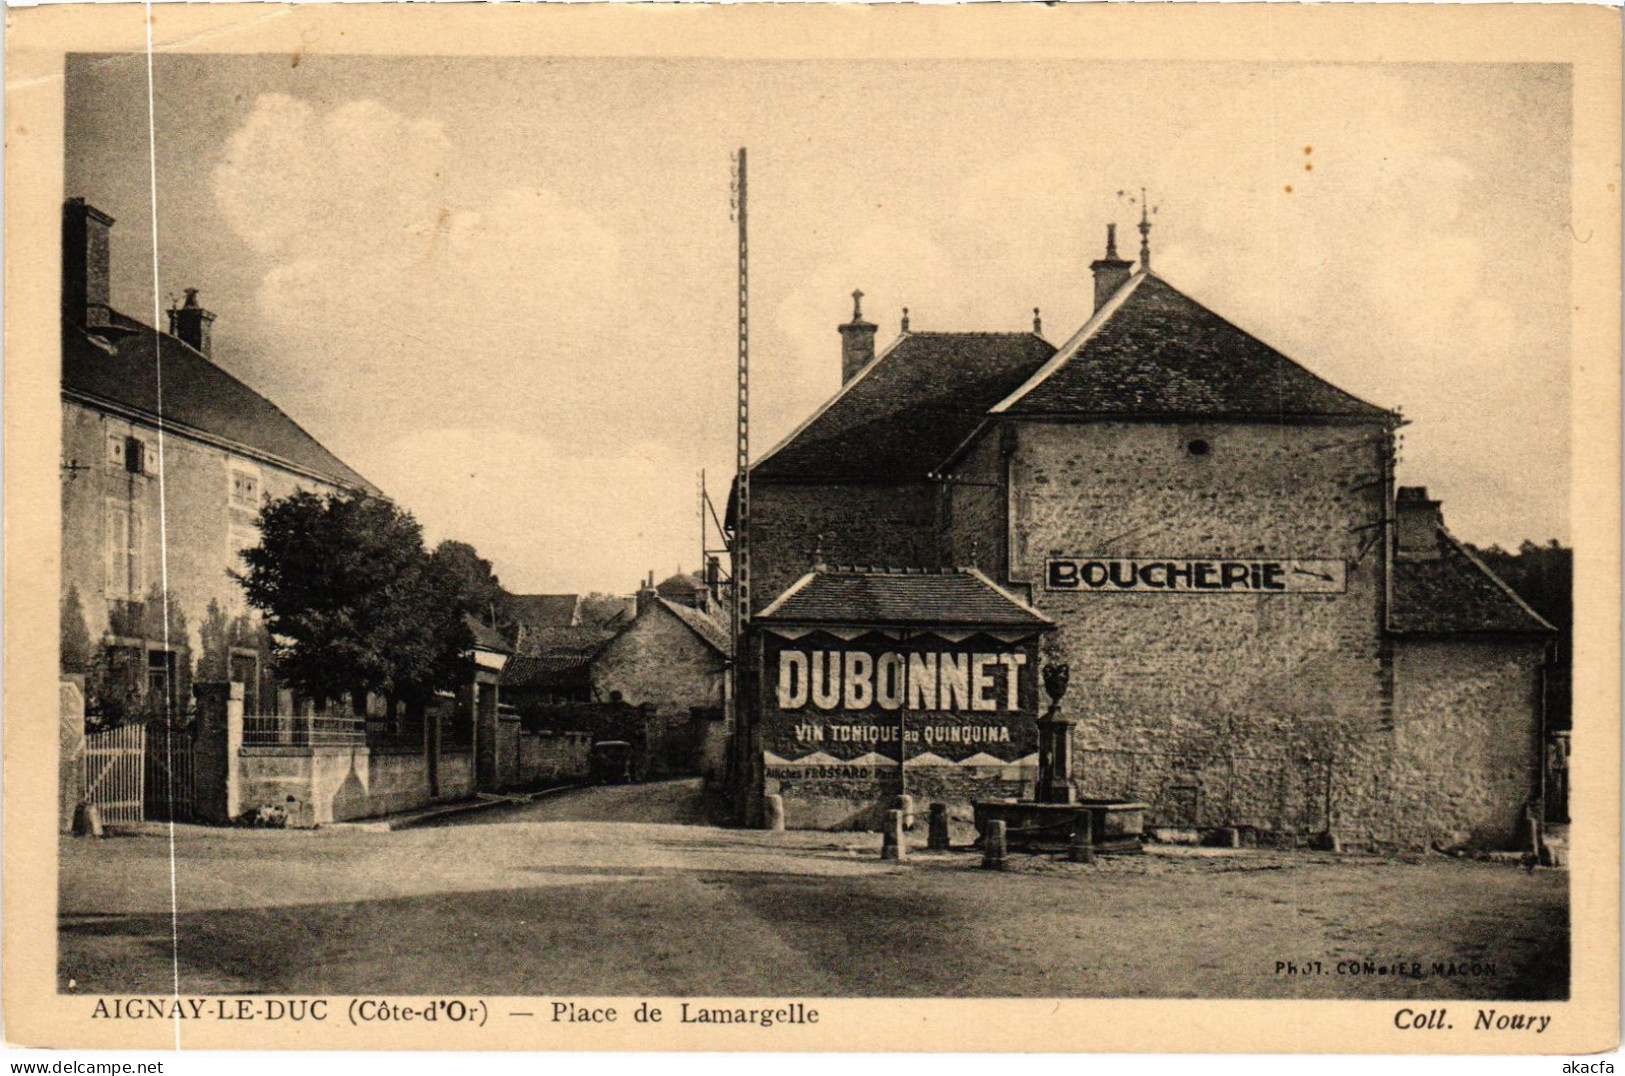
[5,2,1619,1055]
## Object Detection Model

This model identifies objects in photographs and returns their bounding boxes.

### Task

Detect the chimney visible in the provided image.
[62,198,115,329]
[838,289,877,383]
[636,571,659,616]
[1089,224,1134,311]
[1395,486,1444,561]
[705,555,721,603]
[167,288,217,358]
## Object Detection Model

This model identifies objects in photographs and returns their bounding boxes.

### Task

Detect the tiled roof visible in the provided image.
[1390,532,1556,635]
[656,571,705,599]
[511,594,581,631]
[657,598,732,656]
[997,274,1391,420]
[63,318,378,493]
[752,332,1056,482]
[463,614,513,654]
[501,626,615,688]
[756,567,1053,630]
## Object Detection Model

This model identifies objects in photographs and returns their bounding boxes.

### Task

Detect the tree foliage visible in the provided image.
[431,539,517,636]
[235,490,473,704]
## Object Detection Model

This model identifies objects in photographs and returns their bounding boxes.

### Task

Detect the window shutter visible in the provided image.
[129,510,146,597]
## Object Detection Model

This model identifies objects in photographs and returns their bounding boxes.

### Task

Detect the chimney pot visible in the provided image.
[166,287,216,358]
[838,287,878,384]
[1088,223,1134,312]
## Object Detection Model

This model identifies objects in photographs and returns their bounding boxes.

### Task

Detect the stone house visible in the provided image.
[59,198,378,719]
[733,221,1554,849]
[592,579,732,777]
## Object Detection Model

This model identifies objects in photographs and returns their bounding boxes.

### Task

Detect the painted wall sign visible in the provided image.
[760,629,1040,765]
[1045,557,1347,594]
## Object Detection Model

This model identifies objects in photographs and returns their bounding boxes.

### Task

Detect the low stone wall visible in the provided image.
[516,731,591,787]
[439,749,475,799]
[768,764,1035,831]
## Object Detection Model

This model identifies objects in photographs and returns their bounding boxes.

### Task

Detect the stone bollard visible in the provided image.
[764,793,786,833]
[1069,810,1096,864]
[981,819,1007,870]
[927,803,951,851]
[896,794,916,831]
[72,801,104,838]
[1225,826,1242,849]
[881,809,907,860]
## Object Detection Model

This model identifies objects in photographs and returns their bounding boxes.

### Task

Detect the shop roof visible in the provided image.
[752,332,1056,483]
[995,273,1392,420]
[63,316,378,493]
[1390,531,1556,635]
[756,567,1053,630]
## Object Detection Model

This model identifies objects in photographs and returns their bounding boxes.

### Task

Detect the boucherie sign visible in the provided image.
[1046,556,1347,594]
[761,630,1040,765]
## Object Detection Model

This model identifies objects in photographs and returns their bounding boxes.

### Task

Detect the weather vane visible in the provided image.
[1116,188,1159,270]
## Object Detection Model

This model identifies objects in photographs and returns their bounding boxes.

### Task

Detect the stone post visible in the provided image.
[60,677,86,834]
[881,809,906,860]
[982,819,1007,870]
[193,681,244,824]
[1069,809,1096,864]
[927,802,951,851]
[895,793,916,830]
[764,793,785,832]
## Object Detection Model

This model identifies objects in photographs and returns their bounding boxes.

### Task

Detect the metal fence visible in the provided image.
[143,724,197,822]
[83,724,145,824]
[241,715,367,748]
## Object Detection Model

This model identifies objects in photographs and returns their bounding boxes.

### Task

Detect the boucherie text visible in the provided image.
[776,649,1028,713]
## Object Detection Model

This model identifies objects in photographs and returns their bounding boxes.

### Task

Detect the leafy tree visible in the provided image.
[235,490,471,707]
[430,539,516,635]
[60,586,93,675]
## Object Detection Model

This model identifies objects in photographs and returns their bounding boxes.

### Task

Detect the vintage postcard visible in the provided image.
[4,2,1619,1055]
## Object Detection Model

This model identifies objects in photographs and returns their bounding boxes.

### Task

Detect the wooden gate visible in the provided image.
[82,724,144,825]
[144,724,196,822]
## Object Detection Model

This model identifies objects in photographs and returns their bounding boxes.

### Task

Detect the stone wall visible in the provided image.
[749,482,939,614]
[1391,637,1546,848]
[516,731,592,786]
[1001,419,1396,842]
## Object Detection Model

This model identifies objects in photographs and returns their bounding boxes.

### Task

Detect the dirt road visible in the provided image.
[59,780,1568,999]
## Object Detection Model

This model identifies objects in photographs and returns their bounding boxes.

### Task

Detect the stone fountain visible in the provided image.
[972,662,1147,855]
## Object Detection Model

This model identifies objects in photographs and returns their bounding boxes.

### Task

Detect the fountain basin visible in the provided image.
[973,799,1148,854]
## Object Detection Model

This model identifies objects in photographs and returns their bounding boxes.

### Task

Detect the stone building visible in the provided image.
[59,198,378,718]
[592,577,732,777]
[732,221,1554,849]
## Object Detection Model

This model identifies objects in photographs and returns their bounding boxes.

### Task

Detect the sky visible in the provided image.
[65,55,1572,594]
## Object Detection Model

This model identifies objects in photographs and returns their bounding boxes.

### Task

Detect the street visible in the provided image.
[60,779,1568,999]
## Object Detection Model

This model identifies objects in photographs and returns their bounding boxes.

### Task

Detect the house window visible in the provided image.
[104,499,146,600]
[230,468,260,509]
[146,648,178,716]
[108,433,158,475]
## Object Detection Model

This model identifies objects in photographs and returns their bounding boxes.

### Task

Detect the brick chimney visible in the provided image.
[1395,486,1444,561]
[838,289,877,384]
[167,288,216,358]
[1089,224,1134,312]
[62,198,115,329]
[635,571,659,617]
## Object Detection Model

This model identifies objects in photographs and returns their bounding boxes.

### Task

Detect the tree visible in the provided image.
[235,490,471,707]
[60,586,93,675]
[430,539,516,634]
